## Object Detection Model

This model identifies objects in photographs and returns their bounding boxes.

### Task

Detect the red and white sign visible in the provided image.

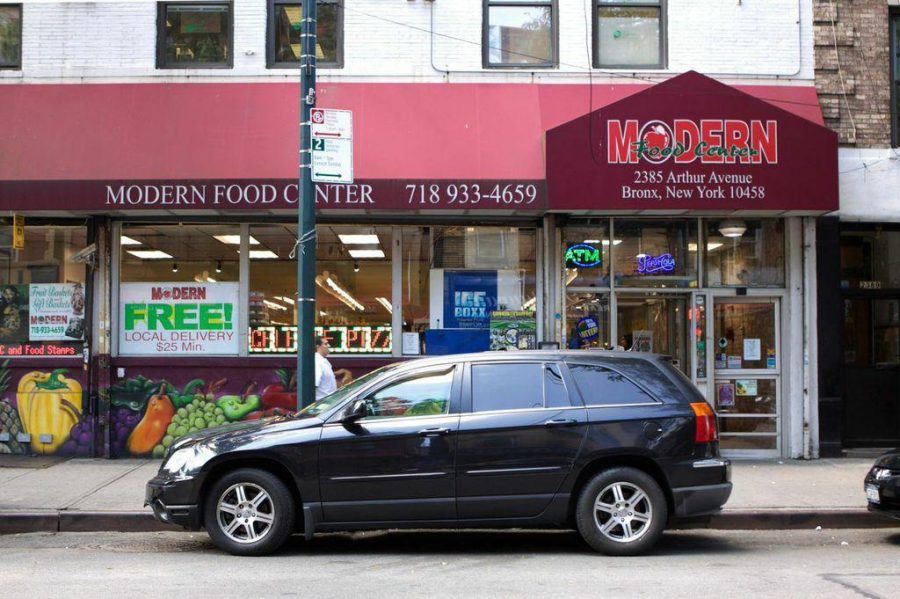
[310,108,352,139]
[607,119,778,165]
[311,108,353,184]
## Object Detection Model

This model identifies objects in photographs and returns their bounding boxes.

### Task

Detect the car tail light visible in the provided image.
[690,402,718,443]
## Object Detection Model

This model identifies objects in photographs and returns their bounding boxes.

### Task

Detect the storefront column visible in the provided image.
[92,218,113,458]
[542,214,560,345]
[786,216,820,459]
[803,217,820,459]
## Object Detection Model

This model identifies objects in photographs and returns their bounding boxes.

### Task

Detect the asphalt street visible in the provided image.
[0,528,897,598]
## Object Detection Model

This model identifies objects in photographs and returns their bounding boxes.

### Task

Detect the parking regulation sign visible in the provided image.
[311,108,353,184]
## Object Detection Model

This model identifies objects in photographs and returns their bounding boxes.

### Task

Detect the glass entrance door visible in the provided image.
[616,294,689,373]
[711,299,780,454]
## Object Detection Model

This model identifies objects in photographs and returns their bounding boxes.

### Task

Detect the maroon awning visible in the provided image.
[545,71,838,214]
[0,78,830,213]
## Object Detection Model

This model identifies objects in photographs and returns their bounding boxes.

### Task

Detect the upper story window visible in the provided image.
[268,0,342,69]
[484,0,556,68]
[594,0,665,69]
[157,3,232,69]
[0,4,22,70]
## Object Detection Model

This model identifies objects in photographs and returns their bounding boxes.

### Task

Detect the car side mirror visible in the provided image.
[342,399,368,423]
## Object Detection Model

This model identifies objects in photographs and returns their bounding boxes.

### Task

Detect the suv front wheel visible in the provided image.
[204,468,296,556]
[575,467,667,556]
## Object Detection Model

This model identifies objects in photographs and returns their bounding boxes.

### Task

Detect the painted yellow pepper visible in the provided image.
[17,369,82,455]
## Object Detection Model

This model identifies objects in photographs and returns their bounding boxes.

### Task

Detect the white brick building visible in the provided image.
[2,0,813,84]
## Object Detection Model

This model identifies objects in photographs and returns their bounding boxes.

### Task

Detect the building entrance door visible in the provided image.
[842,298,900,446]
[711,298,780,456]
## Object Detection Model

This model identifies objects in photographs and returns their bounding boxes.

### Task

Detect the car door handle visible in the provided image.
[418,427,451,437]
[544,418,578,427]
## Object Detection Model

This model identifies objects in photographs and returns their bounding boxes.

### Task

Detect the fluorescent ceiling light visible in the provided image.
[348,249,385,259]
[316,272,364,312]
[376,297,393,314]
[338,234,380,245]
[601,239,623,246]
[583,239,601,244]
[127,250,173,260]
[120,235,142,246]
[263,299,289,311]
[207,277,216,283]
[276,295,295,305]
[688,242,725,252]
[214,235,260,245]
[236,249,280,260]
[522,296,537,310]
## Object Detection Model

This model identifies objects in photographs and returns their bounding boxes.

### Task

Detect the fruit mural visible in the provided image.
[108,370,298,458]
[0,359,89,456]
[0,359,302,458]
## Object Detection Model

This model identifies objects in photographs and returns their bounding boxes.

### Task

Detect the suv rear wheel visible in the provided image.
[204,468,296,556]
[575,467,667,556]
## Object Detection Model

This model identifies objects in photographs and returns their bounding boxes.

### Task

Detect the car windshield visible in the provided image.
[292,364,395,419]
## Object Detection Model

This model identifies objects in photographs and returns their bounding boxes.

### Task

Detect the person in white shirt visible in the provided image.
[314,336,338,400]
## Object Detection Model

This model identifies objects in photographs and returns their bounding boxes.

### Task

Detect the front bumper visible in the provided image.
[145,474,203,530]
[865,470,900,521]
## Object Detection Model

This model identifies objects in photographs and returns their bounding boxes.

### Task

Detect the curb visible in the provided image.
[1,509,896,535]
[0,511,180,534]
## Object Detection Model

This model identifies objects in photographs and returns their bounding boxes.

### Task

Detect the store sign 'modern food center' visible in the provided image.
[607,119,778,165]
[602,117,778,203]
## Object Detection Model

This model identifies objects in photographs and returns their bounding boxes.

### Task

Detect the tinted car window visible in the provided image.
[472,363,544,412]
[568,363,656,406]
[544,363,572,408]
[365,368,454,418]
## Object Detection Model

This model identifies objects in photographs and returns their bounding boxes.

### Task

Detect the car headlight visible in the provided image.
[160,444,215,478]
[873,467,896,481]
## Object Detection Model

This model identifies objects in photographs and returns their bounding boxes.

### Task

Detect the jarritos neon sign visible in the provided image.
[607,119,778,165]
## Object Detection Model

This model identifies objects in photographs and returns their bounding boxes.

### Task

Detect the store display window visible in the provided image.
[614,219,697,288]
[401,226,537,355]
[0,221,88,357]
[705,219,785,287]
[118,224,241,357]
[248,225,392,355]
[562,221,610,289]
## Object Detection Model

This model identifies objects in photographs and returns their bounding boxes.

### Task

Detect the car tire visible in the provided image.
[575,467,668,556]
[204,468,296,556]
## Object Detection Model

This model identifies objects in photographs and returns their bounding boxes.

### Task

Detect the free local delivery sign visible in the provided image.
[119,282,239,356]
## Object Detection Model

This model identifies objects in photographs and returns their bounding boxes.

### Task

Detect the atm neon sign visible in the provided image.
[565,244,602,269]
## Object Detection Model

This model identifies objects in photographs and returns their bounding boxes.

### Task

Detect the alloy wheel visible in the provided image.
[216,482,276,544]
[592,481,653,543]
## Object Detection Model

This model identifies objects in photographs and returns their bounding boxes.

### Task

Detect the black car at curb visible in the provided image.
[146,350,732,556]
[865,449,900,520]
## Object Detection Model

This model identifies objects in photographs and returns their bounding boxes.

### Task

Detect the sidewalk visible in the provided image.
[0,457,893,534]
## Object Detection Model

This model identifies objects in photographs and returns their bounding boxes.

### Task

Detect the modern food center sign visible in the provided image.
[546,71,838,212]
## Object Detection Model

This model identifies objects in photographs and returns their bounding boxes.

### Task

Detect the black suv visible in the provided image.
[146,351,731,556]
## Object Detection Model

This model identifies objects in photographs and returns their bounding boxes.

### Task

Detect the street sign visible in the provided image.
[311,108,353,184]
[12,214,24,250]
[311,108,352,139]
